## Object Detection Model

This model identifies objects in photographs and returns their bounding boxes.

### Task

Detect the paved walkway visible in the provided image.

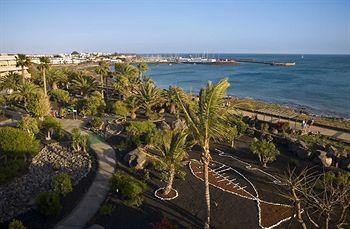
[55,119,116,229]
[238,110,350,143]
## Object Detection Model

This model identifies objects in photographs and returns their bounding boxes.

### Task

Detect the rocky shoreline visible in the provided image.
[0,143,92,222]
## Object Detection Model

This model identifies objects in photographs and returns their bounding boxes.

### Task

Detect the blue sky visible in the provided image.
[0,0,349,54]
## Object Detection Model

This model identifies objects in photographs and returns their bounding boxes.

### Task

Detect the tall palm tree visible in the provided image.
[95,60,109,98]
[137,62,148,79]
[175,78,230,229]
[135,81,163,117]
[38,56,51,96]
[71,72,99,97]
[15,54,31,84]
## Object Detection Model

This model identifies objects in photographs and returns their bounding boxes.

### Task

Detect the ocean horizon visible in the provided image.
[140,54,350,118]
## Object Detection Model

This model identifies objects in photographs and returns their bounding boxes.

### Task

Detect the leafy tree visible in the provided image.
[110,171,148,207]
[52,173,73,196]
[0,127,39,163]
[225,116,248,148]
[17,116,39,137]
[15,54,31,84]
[38,56,51,96]
[50,89,70,109]
[175,78,230,229]
[81,91,106,116]
[8,219,26,229]
[71,128,88,152]
[71,72,99,97]
[95,60,109,97]
[35,191,62,216]
[135,81,163,117]
[112,100,129,120]
[137,62,148,79]
[249,138,280,167]
[150,121,190,196]
[42,116,62,140]
[26,91,51,118]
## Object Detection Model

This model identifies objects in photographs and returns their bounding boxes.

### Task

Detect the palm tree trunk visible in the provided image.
[203,144,211,229]
[164,165,175,195]
[100,74,104,98]
[43,68,47,96]
[21,66,25,84]
[52,81,58,90]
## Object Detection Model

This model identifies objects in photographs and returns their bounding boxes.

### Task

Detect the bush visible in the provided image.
[17,116,39,137]
[8,219,25,229]
[35,191,62,216]
[90,117,103,130]
[249,138,280,167]
[52,173,73,196]
[113,100,129,119]
[126,121,157,146]
[0,127,39,160]
[50,89,70,104]
[42,116,62,140]
[0,159,26,185]
[99,203,115,216]
[81,92,106,117]
[110,172,148,207]
[71,128,89,152]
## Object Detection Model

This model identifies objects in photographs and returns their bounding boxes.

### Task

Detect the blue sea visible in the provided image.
[144,54,350,118]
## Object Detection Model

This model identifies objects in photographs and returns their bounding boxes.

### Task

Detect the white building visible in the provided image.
[0,54,31,78]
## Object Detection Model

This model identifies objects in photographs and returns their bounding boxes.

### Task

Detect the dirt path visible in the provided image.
[55,119,116,229]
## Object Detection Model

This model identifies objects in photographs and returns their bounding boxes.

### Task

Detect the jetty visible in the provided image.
[233,58,296,66]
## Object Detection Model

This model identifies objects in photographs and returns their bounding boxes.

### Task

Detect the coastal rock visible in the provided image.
[326,145,338,157]
[287,138,311,159]
[124,148,148,170]
[0,143,91,222]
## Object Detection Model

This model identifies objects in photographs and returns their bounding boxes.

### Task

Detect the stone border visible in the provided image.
[154,187,179,201]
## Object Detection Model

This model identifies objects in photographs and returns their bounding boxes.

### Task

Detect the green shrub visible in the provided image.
[71,128,89,152]
[0,127,39,160]
[99,203,115,216]
[42,116,62,140]
[35,191,62,216]
[27,91,51,118]
[126,121,157,146]
[113,100,129,119]
[50,89,70,104]
[81,92,106,117]
[17,116,39,137]
[0,159,26,185]
[249,138,280,167]
[8,219,25,229]
[52,173,73,196]
[110,172,148,207]
[90,117,103,130]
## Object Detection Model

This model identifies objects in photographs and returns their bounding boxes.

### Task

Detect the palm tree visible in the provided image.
[95,60,109,98]
[0,72,21,92]
[71,72,99,97]
[175,78,230,229]
[135,81,163,117]
[151,121,190,196]
[38,57,51,96]
[114,63,138,77]
[9,83,41,107]
[15,54,31,84]
[47,67,67,90]
[137,62,148,79]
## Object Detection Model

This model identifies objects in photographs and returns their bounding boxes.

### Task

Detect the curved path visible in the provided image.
[55,119,116,229]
